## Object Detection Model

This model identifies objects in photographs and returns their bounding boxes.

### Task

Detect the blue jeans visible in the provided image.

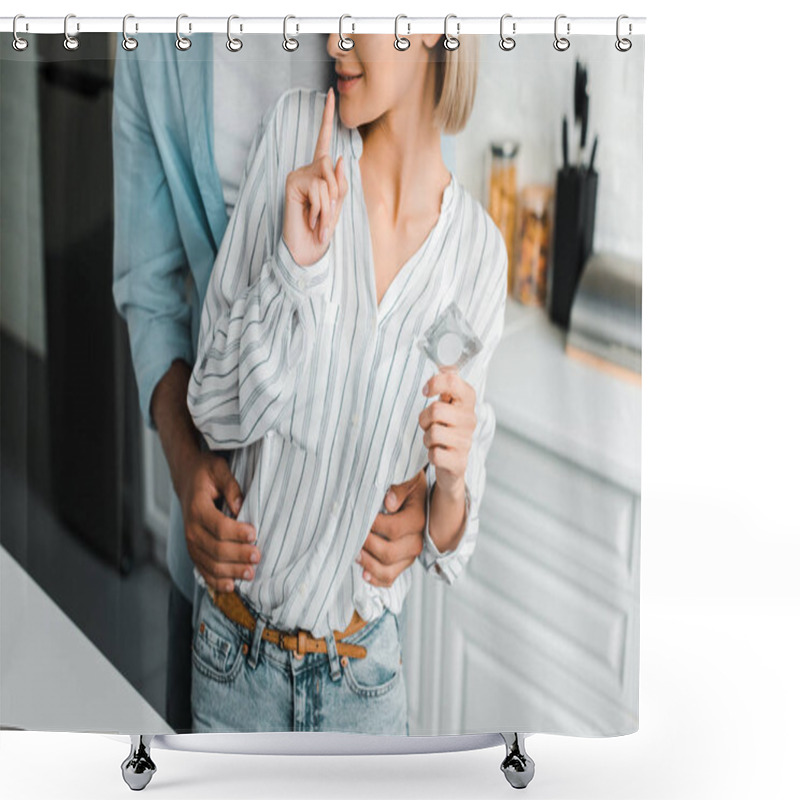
[190,588,408,734]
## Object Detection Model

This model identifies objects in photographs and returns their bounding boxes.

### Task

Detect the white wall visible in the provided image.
[455,35,644,262]
[0,41,48,357]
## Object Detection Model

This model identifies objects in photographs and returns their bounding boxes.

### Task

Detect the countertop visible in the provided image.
[0,546,171,734]
[486,300,642,493]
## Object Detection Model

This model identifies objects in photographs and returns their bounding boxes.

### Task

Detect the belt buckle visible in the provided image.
[277,631,287,651]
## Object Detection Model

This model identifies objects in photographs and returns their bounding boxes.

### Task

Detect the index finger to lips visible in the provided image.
[313,88,335,162]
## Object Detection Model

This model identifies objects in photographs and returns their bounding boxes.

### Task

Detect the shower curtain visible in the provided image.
[0,27,643,741]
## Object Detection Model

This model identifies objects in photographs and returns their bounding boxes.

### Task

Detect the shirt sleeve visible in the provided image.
[111,38,194,431]
[187,93,333,450]
[419,218,507,584]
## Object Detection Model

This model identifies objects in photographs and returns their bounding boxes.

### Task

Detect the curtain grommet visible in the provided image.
[338,14,355,51]
[63,13,80,51]
[122,14,138,51]
[12,14,29,52]
[443,14,460,51]
[175,13,192,51]
[394,14,410,51]
[499,14,516,51]
[615,15,633,52]
[554,14,570,52]
[226,15,243,52]
[283,15,299,52]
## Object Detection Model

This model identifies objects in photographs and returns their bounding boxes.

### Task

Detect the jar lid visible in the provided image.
[491,140,520,159]
[521,184,552,215]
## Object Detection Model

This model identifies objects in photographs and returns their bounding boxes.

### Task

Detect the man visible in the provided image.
[112,32,427,733]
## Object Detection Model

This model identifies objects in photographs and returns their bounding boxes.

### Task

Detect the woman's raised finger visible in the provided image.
[319,156,338,215]
[332,156,348,220]
[313,87,336,163]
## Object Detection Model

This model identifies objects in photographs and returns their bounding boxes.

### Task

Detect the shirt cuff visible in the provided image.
[274,235,333,297]
[420,465,473,584]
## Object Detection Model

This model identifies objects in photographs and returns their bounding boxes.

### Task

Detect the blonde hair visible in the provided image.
[433,36,479,135]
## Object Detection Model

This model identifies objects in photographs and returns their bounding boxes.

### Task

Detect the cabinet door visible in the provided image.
[405,431,640,735]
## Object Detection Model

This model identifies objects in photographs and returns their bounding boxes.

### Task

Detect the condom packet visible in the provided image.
[418,301,483,372]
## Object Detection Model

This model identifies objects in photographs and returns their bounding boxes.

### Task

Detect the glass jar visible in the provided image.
[487,141,519,293]
[514,184,553,307]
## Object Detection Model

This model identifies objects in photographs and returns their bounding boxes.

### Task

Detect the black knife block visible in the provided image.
[549,167,598,328]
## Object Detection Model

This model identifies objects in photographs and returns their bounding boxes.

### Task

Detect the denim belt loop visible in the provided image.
[326,633,342,681]
[248,613,268,669]
[192,581,205,633]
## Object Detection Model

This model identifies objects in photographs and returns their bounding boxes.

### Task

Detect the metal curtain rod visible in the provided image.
[0,15,646,36]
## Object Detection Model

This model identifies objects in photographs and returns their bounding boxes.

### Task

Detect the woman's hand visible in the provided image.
[283,87,349,267]
[418,371,478,498]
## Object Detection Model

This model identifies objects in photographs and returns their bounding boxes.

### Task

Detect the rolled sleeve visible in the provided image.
[274,235,333,299]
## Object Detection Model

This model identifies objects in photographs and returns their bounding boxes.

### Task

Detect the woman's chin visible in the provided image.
[337,106,362,130]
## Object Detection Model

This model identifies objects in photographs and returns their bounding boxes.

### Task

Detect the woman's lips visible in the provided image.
[336,73,362,94]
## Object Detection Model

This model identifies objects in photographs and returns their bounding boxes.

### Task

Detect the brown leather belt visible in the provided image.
[207,588,368,659]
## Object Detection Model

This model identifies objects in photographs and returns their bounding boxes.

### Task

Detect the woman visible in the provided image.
[187,32,506,734]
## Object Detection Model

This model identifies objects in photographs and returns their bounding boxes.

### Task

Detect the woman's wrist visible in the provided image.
[428,477,468,554]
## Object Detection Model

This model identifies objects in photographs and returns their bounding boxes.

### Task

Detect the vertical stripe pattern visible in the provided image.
[187,89,507,638]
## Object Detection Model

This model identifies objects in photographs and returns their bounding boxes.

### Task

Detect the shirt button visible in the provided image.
[351,413,360,426]
[298,276,308,291]
[332,501,340,514]
[299,582,307,595]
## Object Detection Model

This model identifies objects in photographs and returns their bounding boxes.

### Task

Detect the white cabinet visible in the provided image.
[404,301,641,735]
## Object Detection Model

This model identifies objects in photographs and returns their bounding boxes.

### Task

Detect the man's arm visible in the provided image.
[151,359,261,592]
[111,41,258,592]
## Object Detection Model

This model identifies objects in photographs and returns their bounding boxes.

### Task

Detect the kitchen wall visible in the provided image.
[455,34,645,262]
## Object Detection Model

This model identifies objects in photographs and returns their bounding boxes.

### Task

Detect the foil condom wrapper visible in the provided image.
[418,302,483,372]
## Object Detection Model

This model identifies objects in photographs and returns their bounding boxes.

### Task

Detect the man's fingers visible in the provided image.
[383,468,426,512]
[359,529,423,566]
[313,87,335,162]
[357,550,416,588]
[189,534,258,592]
[212,458,245,518]
[370,499,426,541]
[196,494,256,543]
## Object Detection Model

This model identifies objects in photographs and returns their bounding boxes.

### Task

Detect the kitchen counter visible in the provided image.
[486,299,642,493]
[0,546,171,734]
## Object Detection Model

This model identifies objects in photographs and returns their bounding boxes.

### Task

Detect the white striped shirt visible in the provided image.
[188,88,507,638]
